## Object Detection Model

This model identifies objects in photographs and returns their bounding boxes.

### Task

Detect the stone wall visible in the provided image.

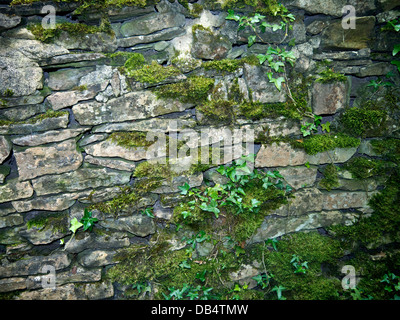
[0,0,399,299]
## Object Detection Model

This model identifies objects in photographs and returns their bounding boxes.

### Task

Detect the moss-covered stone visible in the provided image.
[300,133,360,155]
[127,61,181,84]
[319,164,339,191]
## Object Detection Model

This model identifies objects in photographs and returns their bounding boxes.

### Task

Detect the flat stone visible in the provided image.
[53,31,117,53]
[312,80,350,115]
[72,91,194,126]
[12,193,77,213]
[84,155,136,172]
[31,165,131,196]
[47,67,95,91]
[11,128,89,147]
[82,281,114,300]
[38,52,106,67]
[275,165,318,189]
[0,104,47,122]
[78,133,108,147]
[77,250,118,267]
[255,143,357,168]
[151,172,203,194]
[64,230,130,254]
[0,94,45,109]
[356,62,395,77]
[0,252,71,277]
[84,138,153,162]
[243,63,286,103]
[14,139,83,181]
[47,88,99,110]
[0,136,11,164]
[0,213,24,229]
[0,277,26,293]
[0,113,69,135]
[16,284,78,300]
[120,11,186,37]
[321,16,376,50]
[0,179,34,204]
[117,27,186,48]
[191,27,232,60]
[92,117,196,133]
[100,214,156,237]
[0,13,21,31]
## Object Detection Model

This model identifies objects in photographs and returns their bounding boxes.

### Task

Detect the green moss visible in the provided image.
[89,186,140,216]
[300,133,360,155]
[319,164,339,191]
[127,61,181,84]
[220,0,290,17]
[315,68,347,84]
[192,24,212,35]
[340,104,387,138]
[154,76,215,104]
[202,59,241,73]
[371,138,400,163]
[0,165,11,177]
[197,99,236,124]
[343,157,383,180]
[26,212,68,234]
[0,109,69,127]
[109,131,154,149]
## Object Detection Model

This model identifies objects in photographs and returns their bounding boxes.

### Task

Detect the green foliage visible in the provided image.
[343,157,383,180]
[140,207,154,218]
[315,67,347,84]
[163,283,216,300]
[319,164,339,191]
[109,131,154,149]
[0,109,69,127]
[154,76,215,104]
[290,254,309,274]
[69,218,83,234]
[300,133,360,155]
[80,208,99,232]
[127,61,181,84]
[340,105,387,138]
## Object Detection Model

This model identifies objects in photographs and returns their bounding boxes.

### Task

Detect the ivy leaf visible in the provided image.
[248,35,256,47]
[225,9,240,21]
[391,60,400,72]
[393,44,400,56]
[178,182,190,195]
[257,53,268,65]
[321,122,331,133]
[269,76,285,91]
[69,218,83,234]
[181,211,192,219]
[179,260,191,269]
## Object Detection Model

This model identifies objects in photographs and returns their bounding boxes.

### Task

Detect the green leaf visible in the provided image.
[225,9,240,21]
[178,182,190,195]
[391,60,400,72]
[179,260,191,269]
[321,122,331,133]
[181,211,192,219]
[393,44,400,56]
[69,218,83,234]
[248,35,256,47]
[270,76,285,91]
[257,54,268,65]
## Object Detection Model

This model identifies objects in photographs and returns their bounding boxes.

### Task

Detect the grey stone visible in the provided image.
[14,139,83,181]
[358,140,379,157]
[72,91,194,126]
[0,113,69,135]
[0,179,34,204]
[84,139,154,162]
[84,155,136,172]
[92,117,197,133]
[12,193,78,213]
[0,252,71,277]
[153,200,173,220]
[16,284,78,300]
[0,214,24,229]
[229,264,260,288]
[120,11,186,37]
[0,104,47,122]
[275,165,318,189]
[306,20,329,35]
[312,80,350,115]
[78,133,108,147]
[47,88,99,110]
[53,31,117,53]
[0,277,26,293]
[31,165,131,196]
[356,62,395,77]
[321,16,376,50]
[0,165,10,184]
[77,250,118,267]
[64,230,130,254]
[0,94,45,109]
[243,63,286,104]
[0,136,11,164]
[191,27,232,60]
[0,13,21,31]
[117,27,186,48]
[38,52,106,68]
[100,214,156,237]
[47,67,95,91]
[82,281,114,300]
[11,128,89,147]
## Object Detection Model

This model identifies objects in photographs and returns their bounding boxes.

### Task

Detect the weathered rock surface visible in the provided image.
[100,215,156,237]
[191,27,232,60]
[15,139,83,181]
[0,136,11,164]
[0,179,34,204]
[72,91,194,126]
[31,165,131,196]
[312,80,350,115]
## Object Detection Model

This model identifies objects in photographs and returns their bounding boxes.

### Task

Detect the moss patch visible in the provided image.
[109,131,154,149]
[319,164,339,191]
[127,61,181,84]
[299,133,360,155]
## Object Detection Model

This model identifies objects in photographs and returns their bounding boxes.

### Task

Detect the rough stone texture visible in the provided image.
[15,139,83,181]
[0,277,26,293]
[0,179,34,204]
[77,250,118,267]
[191,27,232,60]
[243,64,286,104]
[72,91,194,126]
[0,13,21,31]
[84,155,136,172]
[0,213,24,229]
[31,165,131,196]
[11,128,89,147]
[321,16,376,50]
[100,215,156,237]
[312,80,350,115]
[120,11,186,37]
[255,143,357,168]
[0,136,11,164]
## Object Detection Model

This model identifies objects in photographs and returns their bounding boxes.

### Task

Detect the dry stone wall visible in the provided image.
[0,0,399,299]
